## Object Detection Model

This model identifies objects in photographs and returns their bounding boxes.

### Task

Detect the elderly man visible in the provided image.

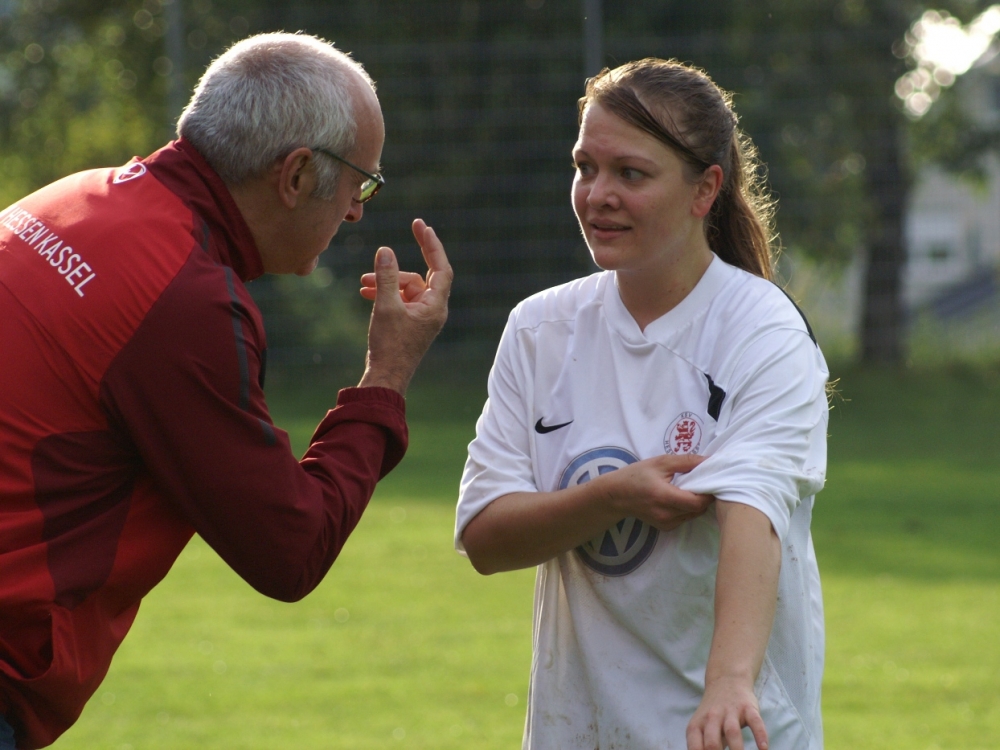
[0,33,451,749]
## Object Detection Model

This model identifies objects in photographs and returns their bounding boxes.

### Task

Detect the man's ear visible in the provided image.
[691,164,724,219]
[276,147,317,209]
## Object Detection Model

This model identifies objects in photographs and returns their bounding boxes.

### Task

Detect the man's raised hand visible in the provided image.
[357,219,453,394]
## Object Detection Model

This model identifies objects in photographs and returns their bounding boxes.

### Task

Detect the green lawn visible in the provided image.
[56,366,1000,749]
[816,368,1000,750]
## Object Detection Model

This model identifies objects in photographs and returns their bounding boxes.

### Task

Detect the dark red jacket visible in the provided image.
[0,140,407,748]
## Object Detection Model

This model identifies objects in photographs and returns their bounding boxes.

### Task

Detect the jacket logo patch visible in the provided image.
[663,412,703,455]
[114,162,147,184]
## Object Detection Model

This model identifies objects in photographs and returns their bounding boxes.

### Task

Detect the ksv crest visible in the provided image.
[663,411,703,455]
[559,447,659,576]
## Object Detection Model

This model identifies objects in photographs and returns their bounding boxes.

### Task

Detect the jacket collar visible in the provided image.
[144,138,264,282]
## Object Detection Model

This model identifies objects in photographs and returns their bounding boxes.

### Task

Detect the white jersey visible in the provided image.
[456,256,828,750]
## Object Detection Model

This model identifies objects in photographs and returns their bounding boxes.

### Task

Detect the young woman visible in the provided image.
[456,59,828,750]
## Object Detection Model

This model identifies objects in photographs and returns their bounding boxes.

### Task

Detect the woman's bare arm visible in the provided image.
[462,453,712,575]
[686,500,781,750]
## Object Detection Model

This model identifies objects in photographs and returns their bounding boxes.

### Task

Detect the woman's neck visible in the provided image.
[615,242,714,331]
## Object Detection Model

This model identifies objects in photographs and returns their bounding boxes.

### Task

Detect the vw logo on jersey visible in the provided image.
[559,447,659,577]
[113,162,147,184]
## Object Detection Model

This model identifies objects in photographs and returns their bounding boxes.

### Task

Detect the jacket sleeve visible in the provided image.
[99,250,407,601]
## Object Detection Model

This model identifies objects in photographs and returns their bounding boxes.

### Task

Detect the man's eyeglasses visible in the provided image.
[311,147,384,203]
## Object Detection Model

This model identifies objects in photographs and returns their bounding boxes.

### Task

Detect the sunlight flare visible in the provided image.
[896,6,1000,117]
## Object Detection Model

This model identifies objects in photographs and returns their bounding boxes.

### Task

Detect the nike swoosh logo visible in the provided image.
[535,418,573,434]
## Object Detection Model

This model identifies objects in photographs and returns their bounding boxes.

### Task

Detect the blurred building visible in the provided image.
[904,61,1000,317]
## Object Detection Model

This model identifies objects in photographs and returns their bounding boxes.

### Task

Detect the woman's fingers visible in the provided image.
[687,710,752,750]
[653,452,706,475]
[746,708,768,750]
[686,678,765,750]
[686,719,705,750]
[722,713,746,750]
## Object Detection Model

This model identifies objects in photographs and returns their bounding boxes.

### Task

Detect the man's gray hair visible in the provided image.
[178,32,373,199]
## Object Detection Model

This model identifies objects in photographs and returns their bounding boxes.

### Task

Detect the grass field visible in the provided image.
[56,365,1000,749]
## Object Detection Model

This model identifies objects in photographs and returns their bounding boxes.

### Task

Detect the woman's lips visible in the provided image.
[589,221,630,240]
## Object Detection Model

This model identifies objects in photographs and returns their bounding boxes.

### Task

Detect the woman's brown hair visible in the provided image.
[579,58,776,279]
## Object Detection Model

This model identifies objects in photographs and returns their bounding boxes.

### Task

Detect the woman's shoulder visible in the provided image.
[508,270,610,330]
[712,262,816,345]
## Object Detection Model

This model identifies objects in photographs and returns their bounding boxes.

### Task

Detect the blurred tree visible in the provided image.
[737,1,1000,366]
[0,0,171,205]
[259,1,595,346]
[727,1,922,366]
[0,0,373,368]
[6,0,998,367]
[0,0,271,205]
[908,67,1000,184]
[608,0,997,365]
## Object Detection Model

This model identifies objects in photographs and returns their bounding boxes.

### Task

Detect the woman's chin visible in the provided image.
[588,244,627,272]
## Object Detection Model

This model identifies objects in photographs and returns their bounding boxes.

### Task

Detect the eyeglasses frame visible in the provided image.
[311,146,385,203]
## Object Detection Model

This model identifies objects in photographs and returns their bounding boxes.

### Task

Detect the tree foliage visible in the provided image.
[607,0,997,363]
[908,68,1000,184]
[3,0,999,366]
[0,0,164,204]
[0,0,264,201]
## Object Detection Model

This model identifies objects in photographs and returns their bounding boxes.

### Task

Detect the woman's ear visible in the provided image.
[691,164,724,219]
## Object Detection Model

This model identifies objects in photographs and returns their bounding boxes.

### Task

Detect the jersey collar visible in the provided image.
[604,254,735,345]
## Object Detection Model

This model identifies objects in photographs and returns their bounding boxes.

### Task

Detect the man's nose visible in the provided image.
[345,199,364,223]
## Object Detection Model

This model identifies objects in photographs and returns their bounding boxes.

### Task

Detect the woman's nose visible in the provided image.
[587,173,619,209]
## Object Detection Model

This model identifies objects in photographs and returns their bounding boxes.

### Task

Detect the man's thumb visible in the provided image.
[374,247,399,302]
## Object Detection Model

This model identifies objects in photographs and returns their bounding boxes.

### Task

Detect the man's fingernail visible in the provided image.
[377,248,391,267]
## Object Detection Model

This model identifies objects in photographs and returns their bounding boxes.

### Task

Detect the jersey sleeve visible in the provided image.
[672,327,828,541]
[455,309,537,553]
[99,251,407,602]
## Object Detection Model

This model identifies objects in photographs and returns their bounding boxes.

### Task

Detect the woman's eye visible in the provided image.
[574,161,594,176]
[621,167,643,181]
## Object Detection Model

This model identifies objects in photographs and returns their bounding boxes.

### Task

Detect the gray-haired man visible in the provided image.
[0,33,451,748]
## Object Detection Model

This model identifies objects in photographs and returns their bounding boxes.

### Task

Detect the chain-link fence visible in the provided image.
[249,3,592,371]
[230,3,1000,369]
